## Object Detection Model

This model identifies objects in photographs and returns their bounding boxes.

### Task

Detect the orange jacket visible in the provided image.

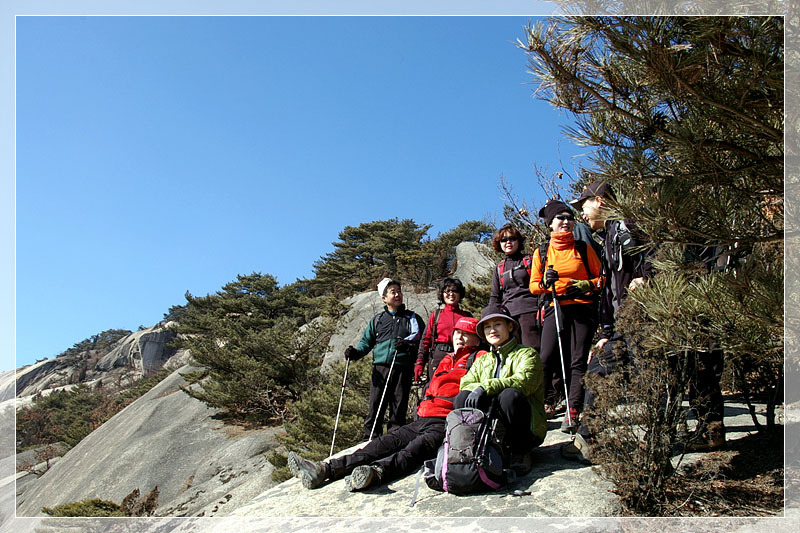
[529,231,604,306]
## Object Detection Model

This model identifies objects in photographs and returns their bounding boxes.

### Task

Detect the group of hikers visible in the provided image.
[287,181,726,494]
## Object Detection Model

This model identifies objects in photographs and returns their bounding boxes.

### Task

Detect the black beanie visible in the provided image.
[538,199,573,226]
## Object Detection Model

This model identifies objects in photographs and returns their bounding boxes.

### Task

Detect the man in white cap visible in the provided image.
[344,278,426,441]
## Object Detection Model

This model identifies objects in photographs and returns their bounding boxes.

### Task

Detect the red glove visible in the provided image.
[414,361,425,382]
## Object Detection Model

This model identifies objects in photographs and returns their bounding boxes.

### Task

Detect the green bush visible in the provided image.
[43,499,126,517]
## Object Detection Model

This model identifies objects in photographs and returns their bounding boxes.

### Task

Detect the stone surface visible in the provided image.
[452,241,495,287]
[14,325,179,399]
[94,325,177,375]
[15,365,279,517]
[322,242,494,371]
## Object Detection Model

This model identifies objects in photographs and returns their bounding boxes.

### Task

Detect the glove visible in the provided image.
[464,386,486,409]
[414,361,425,382]
[570,279,593,293]
[544,268,559,289]
[395,339,411,352]
[344,346,359,361]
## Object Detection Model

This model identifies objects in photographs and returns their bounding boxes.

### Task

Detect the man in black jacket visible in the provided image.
[563,182,654,461]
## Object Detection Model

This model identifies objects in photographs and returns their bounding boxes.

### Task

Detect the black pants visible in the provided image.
[454,388,542,454]
[426,345,451,382]
[578,333,630,439]
[329,417,445,482]
[539,303,597,409]
[688,349,725,425]
[364,364,413,440]
[514,311,541,351]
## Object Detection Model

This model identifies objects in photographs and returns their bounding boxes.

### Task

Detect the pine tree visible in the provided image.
[519,16,783,514]
[174,273,341,423]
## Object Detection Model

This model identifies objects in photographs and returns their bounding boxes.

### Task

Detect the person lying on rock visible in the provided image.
[288,317,487,492]
[456,307,546,475]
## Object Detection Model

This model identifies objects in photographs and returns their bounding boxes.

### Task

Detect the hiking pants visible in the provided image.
[363,363,414,440]
[688,349,725,425]
[427,345,451,382]
[513,311,541,351]
[329,417,445,482]
[578,333,630,439]
[538,302,597,410]
[454,388,542,454]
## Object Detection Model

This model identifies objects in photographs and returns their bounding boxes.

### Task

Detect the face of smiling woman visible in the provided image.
[482,317,512,346]
[549,211,576,234]
[499,232,520,255]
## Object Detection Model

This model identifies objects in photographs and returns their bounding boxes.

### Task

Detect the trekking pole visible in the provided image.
[329,358,350,457]
[549,266,573,428]
[369,347,399,441]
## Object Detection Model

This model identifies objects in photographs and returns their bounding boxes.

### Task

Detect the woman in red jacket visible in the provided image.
[288,317,486,491]
[415,277,472,382]
[530,199,603,433]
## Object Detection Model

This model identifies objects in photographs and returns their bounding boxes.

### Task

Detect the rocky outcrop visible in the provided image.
[323,242,494,370]
[15,325,178,399]
[15,365,279,517]
[94,325,177,375]
[453,241,496,287]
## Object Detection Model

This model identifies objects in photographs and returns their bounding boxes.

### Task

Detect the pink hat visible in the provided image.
[453,316,479,335]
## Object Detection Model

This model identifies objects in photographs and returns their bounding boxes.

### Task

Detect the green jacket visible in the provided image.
[353,305,425,367]
[459,338,546,441]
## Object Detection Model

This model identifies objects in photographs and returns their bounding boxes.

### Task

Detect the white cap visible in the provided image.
[377,277,397,296]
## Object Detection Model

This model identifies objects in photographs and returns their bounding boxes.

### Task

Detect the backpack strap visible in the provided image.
[430,308,441,345]
[574,240,594,280]
[499,255,532,290]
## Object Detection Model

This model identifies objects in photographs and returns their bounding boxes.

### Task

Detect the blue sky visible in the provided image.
[8,7,605,370]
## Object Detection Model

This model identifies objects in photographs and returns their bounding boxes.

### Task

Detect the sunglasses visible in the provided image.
[500,237,518,243]
[554,214,575,221]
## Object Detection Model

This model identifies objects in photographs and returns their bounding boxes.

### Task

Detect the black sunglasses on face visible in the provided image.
[554,214,575,221]
[500,237,518,243]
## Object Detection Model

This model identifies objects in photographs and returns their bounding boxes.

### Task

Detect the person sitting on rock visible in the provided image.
[456,307,546,474]
[288,317,488,491]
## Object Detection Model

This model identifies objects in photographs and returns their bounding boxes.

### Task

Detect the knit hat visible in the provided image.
[475,307,519,340]
[569,182,615,209]
[538,199,573,226]
[453,316,479,335]
[377,277,399,296]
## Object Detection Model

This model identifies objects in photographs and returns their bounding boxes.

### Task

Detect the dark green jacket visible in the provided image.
[352,305,425,366]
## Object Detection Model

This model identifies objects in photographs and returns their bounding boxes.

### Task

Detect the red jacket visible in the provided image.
[416,345,487,418]
[417,304,473,362]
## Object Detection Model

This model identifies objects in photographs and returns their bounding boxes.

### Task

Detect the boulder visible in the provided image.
[452,241,495,287]
[15,365,279,517]
[94,325,177,374]
[322,241,494,370]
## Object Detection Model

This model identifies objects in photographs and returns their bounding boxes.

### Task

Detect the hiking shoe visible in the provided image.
[345,465,383,492]
[684,421,726,452]
[544,403,557,419]
[560,408,579,434]
[287,451,328,489]
[509,451,534,476]
[560,433,592,465]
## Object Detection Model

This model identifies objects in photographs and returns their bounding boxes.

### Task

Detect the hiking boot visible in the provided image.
[345,465,383,492]
[560,408,579,434]
[560,433,592,465]
[544,403,557,419]
[509,451,534,476]
[685,421,726,452]
[287,451,328,489]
